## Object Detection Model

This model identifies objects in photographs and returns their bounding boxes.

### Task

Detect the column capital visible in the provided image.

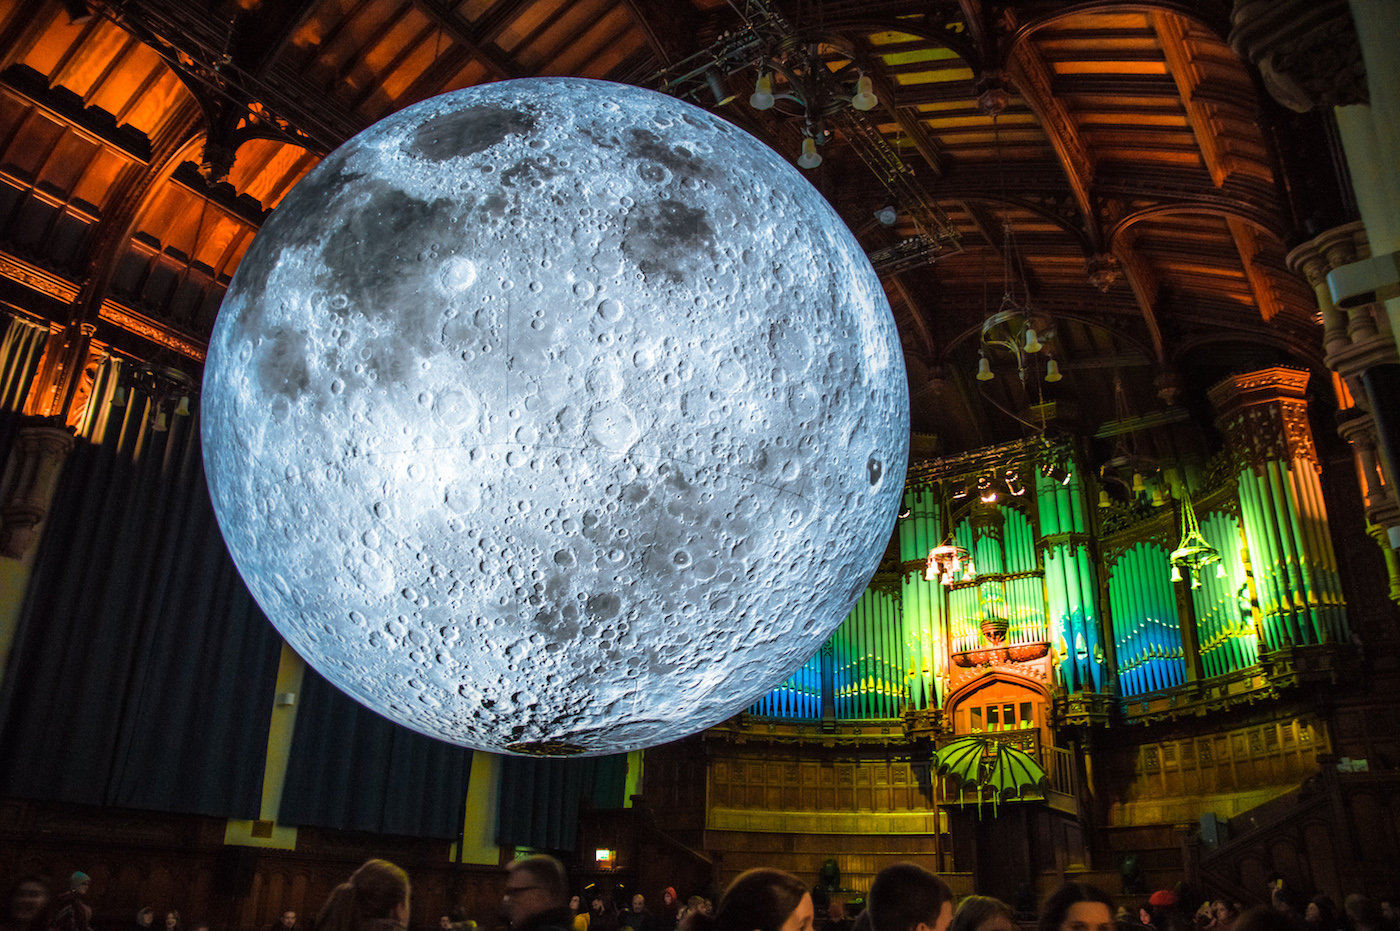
[1208,367,1316,467]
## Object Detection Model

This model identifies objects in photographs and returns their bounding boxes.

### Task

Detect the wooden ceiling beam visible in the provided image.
[414,0,525,80]
[618,0,698,65]
[1111,232,1167,365]
[889,273,940,365]
[1151,10,1229,187]
[475,0,535,45]
[1225,214,1283,323]
[865,67,948,178]
[1004,42,1094,222]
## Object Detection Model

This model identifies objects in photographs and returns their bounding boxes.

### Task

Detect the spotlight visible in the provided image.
[897,506,911,519]
[951,482,969,499]
[704,68,735,106]
[874,204,898,226]
[64,0,91,24]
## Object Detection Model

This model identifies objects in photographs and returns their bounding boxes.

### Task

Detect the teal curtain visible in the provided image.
[0,397,281,817]
[496,753,629,851]
[278,667,472,839]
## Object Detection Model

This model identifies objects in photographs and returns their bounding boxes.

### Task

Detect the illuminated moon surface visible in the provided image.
[202,78,909,755]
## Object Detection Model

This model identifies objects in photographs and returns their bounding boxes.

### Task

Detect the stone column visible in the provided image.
[1209,369,1349,649]
[1290,224,1400,601]
[0,420,75,559]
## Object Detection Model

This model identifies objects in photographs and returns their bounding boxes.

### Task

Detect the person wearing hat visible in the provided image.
[51,873,91,931]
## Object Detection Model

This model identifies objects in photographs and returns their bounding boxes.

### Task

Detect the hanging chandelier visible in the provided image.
[975,221,1059,385]
[925,542,975,586]
[1169,492,1224,588]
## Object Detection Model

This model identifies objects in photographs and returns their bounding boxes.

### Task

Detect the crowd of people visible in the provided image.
[4,858,1399,931]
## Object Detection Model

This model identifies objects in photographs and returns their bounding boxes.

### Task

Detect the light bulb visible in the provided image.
[851,75,877,111]
[1132,472,1145,494]
[1171,565,1182,582]
[175,396,191,416]
[750,73,774,110]
[1098,489,1110,508]
[153,410,168,432]
[1024,328,1042,353]
[1217,563,1227,579]
[112,385,127,407]
[1045,359,1061,382]
[797,136,822,169]
[976,356,993,380]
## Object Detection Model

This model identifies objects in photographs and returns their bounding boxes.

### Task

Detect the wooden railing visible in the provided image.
[1192,762,1400,901]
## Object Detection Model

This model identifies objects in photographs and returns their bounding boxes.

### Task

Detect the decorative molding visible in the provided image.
[1229,0,1367,113]
[0,253,78,302]
[0,251,208,363]
[707,808,942,835]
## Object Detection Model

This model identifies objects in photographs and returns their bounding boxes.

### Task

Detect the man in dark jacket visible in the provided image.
[503,856,575,931]
[620,896,652,931]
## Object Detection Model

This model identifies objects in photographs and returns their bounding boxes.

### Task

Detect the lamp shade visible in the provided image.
[852,75,878,111]
[749,73,774,110]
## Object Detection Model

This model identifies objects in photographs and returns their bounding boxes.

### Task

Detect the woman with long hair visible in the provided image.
[314,860,412,931]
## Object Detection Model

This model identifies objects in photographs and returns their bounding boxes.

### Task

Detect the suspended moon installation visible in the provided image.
[202,78,909,755]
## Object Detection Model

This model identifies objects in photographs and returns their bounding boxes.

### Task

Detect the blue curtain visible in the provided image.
[496,753,629,851]
[0,399,281,817]
[278,667,473,839]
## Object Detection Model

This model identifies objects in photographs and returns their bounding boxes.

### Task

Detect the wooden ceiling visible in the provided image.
[0,0,1335,457]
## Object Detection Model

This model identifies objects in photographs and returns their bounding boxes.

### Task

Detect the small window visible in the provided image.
[1003,704,1015,728]
[970,707,983,731]
[1020,702,1033,727]
[987,705,1000,728]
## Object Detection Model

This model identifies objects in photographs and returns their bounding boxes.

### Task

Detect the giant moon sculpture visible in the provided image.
[203,78,909,755]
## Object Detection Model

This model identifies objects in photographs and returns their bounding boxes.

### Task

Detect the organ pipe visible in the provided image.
[1108,542,1186,697]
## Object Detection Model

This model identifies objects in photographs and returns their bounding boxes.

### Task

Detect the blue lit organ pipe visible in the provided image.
[1189,512,1257,677]
[748,650,822,717]
[1108,542,1186,696]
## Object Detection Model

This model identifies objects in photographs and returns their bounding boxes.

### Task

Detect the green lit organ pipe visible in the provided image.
[1235,453,1347,649]
[1237,473,1290,649]
[1002,508,1042,644]
[898,487,946,708]
[1189,512,1257,677]
[1036,470,1104,692]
